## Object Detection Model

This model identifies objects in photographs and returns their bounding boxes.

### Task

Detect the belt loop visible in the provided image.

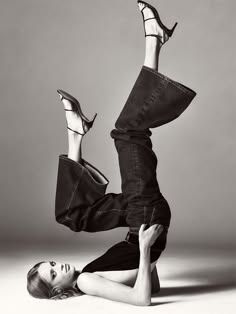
[125,231,130,241]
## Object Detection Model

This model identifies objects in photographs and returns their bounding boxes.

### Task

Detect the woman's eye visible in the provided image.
[50,261,56,266]
[52,271,57,279]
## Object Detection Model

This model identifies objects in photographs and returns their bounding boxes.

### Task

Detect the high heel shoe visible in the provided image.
[137,0,178,44]
[57,89,97,136]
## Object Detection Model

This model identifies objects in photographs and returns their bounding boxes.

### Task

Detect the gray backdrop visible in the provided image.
[0,0,235,249]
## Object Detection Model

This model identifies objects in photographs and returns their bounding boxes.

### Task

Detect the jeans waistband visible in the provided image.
[125,232,139,244]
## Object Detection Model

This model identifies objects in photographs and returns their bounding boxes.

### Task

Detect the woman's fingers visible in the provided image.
[139,224,165,249]
[139,224,147,233]
[153,225,164,237]
[139,224,164,237]
[151,224,158,229]
[149,225,164,240]
[139,224,163,232]
[156,224,164,232]
[149,224,160,232]
[152,224,163,230]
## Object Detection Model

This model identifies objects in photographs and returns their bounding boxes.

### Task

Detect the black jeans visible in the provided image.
[55,66,196,252]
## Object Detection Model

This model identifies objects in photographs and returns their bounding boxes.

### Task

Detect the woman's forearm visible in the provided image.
[133,246,152,305]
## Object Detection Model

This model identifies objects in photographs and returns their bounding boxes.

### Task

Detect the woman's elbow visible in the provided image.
[136,297,151,307]
[137,300,151,306]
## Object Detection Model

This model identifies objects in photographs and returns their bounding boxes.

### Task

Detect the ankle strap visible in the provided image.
[67,126,84,136]
[145,34,163,43]
[144,17,157,22]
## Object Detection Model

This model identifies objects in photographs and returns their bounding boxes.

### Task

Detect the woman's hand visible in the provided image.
[138,224,164,251]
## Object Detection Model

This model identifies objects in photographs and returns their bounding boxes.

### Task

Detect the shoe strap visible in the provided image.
[144,17,157,22]
[140,10,163,42]
[145,34,163,44]
[67,126,84,136]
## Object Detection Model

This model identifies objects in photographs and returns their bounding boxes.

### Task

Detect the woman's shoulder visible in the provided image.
[76,271,104,295]
[75,272,88,295]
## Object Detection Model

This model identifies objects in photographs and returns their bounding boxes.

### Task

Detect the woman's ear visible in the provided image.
[50,286,68,300]
[52,286,63,295]
[57,293,68,300]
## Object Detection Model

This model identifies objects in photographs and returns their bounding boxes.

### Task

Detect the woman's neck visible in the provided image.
[73,270,81,288]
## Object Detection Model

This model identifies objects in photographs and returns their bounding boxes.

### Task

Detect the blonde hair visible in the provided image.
[27,262,84,300]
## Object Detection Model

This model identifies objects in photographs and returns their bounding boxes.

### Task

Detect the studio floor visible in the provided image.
[1,243,235,314]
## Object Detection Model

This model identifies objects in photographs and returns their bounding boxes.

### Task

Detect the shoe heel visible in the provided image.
[167,22,178,37]
[86,113,97,129]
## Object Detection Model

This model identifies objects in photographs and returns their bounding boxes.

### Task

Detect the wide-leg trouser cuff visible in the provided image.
[142,66,197,97]
[59,154,109,190]
[55,155,109,225]
[115,66,197,130]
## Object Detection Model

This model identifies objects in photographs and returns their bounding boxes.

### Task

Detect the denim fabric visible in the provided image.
[55,66,196,252]
[55,156,128,232]
[115,66,196,130]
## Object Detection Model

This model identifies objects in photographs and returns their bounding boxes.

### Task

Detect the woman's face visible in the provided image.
[37,261,76,289]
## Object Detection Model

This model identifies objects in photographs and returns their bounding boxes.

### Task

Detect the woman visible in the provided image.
[27,0,196,306]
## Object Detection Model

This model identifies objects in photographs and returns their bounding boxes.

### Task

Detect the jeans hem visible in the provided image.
[59,154,110,186]
[142,65,197,97]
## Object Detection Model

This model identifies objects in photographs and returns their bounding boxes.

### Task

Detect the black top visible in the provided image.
[80,231,166,273]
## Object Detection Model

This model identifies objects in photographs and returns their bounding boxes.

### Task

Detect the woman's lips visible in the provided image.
[65,264,70,272]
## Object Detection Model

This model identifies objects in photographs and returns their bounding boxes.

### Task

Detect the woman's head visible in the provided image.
[27,261,82,300]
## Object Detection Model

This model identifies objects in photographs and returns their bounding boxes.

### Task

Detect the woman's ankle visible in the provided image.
[143,56,159,71]
[67,131,83,162]
[144,38,161,70]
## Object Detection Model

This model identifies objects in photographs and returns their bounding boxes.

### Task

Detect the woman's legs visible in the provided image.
[55,2,196,240]
[67,132,83,162]
[62,6,162,163]
[110,32,169,239]
[55,98,129,233]
[144,37,160,71]
[110,2,197,245]
[140,3,162,70]
[56,15,165,232]
[59,95,83,162]
[115,4,196,132]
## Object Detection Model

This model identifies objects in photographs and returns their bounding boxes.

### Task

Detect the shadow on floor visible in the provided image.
[153,264,236,298]
[150,300,179,306]
[156,282,235,297]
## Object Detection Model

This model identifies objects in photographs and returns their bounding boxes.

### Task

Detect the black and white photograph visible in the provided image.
[0,0,235,313]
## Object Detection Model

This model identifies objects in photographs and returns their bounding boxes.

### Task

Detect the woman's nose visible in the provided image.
[53,263,61,272]
[56,263,65,272]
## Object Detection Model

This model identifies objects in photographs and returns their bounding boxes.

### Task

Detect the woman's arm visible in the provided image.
[77,224,163,306]
[134,247,152,305]
[133,224,163,303]
[77,272,147,306]
[133,244,151,304]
